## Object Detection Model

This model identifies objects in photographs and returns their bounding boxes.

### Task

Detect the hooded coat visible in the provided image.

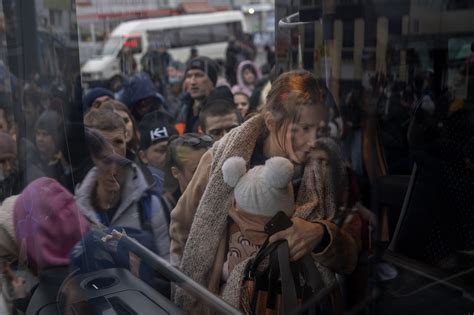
[231,60,261,98]
[75,163,170,261]
[117,72,167,121]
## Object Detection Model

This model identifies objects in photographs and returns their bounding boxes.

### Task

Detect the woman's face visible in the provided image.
[114,110,134,144]
[282,105,327,164]
[234,94,250,117]
[173,148,207,192]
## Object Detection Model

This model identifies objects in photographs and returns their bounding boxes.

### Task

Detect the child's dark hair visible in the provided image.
[242,63,258,77]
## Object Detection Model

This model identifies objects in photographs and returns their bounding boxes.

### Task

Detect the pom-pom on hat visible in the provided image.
[222,156,295,217]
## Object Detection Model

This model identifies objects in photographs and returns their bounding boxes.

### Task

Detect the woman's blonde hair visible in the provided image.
[263,70,325,125]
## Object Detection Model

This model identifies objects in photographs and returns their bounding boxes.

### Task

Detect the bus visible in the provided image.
[80,10,247,90]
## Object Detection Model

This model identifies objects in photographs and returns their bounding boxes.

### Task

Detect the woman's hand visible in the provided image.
[269,217,325,261]
[101,229,141,277]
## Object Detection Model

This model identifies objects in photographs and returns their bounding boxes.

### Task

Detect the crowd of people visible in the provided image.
[2,36,465,314]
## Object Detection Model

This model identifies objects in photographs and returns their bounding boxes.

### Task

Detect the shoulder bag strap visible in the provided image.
[277,241,298,314]
[301,256,334,315]
[249,239,284,277]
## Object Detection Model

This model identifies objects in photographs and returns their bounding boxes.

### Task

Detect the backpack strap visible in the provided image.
[139,192,154,236]
[157,195,171,226]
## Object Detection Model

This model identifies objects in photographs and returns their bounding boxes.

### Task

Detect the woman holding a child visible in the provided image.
[170,70,362,313]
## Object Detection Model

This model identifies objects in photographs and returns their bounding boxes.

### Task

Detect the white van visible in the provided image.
[81,11,247,90]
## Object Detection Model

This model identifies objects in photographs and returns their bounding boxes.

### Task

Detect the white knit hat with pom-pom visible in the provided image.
[222,156,295,217]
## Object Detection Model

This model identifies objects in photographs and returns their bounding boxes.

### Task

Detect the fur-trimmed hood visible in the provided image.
[231,60,261,97]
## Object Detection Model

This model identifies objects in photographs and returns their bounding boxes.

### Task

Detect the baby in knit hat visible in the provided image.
[221,156,295,280]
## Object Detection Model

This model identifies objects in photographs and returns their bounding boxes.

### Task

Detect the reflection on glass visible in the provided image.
[1,0,473,314]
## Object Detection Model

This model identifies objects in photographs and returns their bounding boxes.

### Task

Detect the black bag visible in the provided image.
[242,240,333,315]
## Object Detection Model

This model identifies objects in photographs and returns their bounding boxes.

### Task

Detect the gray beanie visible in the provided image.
[222,156,295,217]
[35,110,62,145]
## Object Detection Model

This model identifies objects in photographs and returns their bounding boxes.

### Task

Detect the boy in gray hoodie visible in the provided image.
[76,109,170,261]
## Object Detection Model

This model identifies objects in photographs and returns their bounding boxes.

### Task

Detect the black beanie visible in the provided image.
[203,86,235,110]
[138,111,178,150]
[185,56,218,87]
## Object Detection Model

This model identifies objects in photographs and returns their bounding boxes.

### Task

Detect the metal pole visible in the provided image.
[121,235,242,315]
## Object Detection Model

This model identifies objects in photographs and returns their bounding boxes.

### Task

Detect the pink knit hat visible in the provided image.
[14,177,90,273]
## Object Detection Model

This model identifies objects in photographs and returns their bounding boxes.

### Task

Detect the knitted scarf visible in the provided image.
[174,115,266,310]
[174,114,348,312]
[0,195,19,262]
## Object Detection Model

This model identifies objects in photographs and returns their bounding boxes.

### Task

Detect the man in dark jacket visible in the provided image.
[117,72,166,122]
[175,57,218,135]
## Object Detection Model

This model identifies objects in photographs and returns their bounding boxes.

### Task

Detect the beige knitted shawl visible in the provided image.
[174,114,347,311]
[0,195,19,263]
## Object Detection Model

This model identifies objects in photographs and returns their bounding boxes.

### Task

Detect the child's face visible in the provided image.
[35,129,56,157]
[243,68,255,86]
[143,141,168,170]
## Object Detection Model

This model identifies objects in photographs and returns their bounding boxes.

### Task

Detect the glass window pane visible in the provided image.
[179,25,212,46]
